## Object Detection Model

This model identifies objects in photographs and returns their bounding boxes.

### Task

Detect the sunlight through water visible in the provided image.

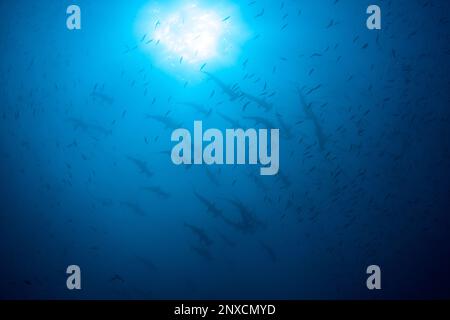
[136,1,248,77]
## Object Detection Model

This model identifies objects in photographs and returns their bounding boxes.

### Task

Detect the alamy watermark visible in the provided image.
[171,121,280,176]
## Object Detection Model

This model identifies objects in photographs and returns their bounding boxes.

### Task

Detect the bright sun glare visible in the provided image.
[154,4,223,64]
[136,1,247,74]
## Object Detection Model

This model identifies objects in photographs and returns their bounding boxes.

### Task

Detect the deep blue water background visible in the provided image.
[1,0,450,299]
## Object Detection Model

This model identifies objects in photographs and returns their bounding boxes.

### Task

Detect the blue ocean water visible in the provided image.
[0,0,449,299]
